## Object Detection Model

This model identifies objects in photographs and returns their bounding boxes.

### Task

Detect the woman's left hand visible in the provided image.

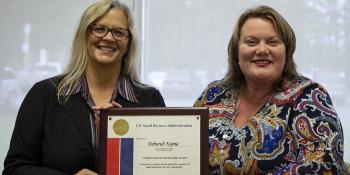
[91,101,122,133]
[92,101,122,114]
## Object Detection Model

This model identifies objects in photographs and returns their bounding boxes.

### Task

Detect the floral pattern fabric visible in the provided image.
[194,77,345,174]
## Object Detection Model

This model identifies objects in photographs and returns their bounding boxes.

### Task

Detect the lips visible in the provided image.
[97,45,117,52]
[252,59,271,66]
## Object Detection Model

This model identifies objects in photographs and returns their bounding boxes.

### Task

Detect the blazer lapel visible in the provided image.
[61,95,93,146]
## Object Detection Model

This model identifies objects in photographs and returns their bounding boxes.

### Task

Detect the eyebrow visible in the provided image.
[93,24,128,30]
[241,35,281,40]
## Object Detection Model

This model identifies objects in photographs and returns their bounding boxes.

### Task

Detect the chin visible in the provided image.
[95,53,120,62]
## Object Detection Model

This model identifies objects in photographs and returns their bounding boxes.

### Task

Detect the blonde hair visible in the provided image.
[57,0,139,99]
[224,5,298,90]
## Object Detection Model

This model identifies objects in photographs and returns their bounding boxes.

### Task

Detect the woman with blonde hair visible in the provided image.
[3,0,165,174]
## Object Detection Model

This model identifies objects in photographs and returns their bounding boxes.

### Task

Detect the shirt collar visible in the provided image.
[72,74,139,104]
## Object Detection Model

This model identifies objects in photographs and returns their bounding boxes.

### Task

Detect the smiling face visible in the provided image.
[238,17,286,86]
[86,8,129,67]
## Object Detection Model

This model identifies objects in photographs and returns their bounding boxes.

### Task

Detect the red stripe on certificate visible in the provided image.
[107,138,120,175]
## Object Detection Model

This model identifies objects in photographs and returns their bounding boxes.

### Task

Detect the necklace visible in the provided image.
[221,97,240,141]
[222,89,274,140]
[222,97,240,140]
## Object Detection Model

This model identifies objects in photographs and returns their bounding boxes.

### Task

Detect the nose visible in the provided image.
[102,30,115,41]
[256,42,269,55]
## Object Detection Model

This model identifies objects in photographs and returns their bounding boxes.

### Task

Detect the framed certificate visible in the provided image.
[98,107,209,175]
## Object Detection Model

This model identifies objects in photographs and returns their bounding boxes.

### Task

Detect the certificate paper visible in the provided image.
[99,108,208,175]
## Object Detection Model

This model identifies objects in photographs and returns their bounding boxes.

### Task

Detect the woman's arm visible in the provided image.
[3,81,68,175]
[273,83,345,174]
[152,89,166,107]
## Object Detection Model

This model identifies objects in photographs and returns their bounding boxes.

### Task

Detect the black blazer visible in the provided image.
[3,77,165,175]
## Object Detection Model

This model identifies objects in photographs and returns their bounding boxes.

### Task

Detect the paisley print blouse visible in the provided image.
[194,77,345,174]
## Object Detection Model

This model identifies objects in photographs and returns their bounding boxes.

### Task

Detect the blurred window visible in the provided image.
[137,0,350,162]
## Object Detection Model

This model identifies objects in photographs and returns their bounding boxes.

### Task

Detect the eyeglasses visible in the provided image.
[89,24,130,41]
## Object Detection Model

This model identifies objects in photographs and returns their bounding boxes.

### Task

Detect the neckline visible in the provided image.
[230,88,274,129]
